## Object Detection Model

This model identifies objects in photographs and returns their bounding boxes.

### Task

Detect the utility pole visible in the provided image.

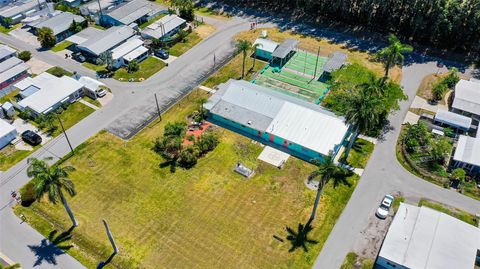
[56,114,74,155]
[154,93,161,121]
[97,0,103,25]
[303,50,307,76]
[312,46,321,82]
[213,53,216,70]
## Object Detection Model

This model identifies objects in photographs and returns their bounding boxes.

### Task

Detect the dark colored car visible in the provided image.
[154,49,169,60]
[72,52,86,63]
[21,130,42,146]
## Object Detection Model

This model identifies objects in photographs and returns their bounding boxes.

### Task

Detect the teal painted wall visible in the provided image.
[256,48,272,61]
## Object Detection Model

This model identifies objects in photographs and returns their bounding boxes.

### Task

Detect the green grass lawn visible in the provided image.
[51,41,73,52]
[46,66,73,77]
[113,57,165,81]
[0,89,19,103]
[15,91,359,269]
[169,32,202,57]
[81,96,101,108]
[0,23,21,33]
[0,145,36,171]
[340,252,374,269]
[343,138,375,169]
[418,199,478,226]
[82,62,107,73]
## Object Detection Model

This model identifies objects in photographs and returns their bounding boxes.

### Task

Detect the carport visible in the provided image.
[270,39,298,67]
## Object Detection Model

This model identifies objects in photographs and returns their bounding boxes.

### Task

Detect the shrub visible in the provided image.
[451,168,466,182]
[18,50,31,61]
[432,82,447,100]
[404,122,429,152]
[194,132,219,155]
[127,60,139,73]
[164,121,187,138]
[20,182,36,207]
[177,146,199,168]
[429,136,452,164]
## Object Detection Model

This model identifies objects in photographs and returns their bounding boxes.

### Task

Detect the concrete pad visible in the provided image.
[358,135,378,144]
[26,57,53,75]
[79,99,99,110]
[411,96,426,109]
[9,27,40,48]
[403,111,420,125]
[258,146,289,168]
[199,85,216,93]
[155,55,178,65]
[97,92,113,106]
[12,119,52,150]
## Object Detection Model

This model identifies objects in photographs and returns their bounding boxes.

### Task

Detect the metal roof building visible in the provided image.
[16,72,84,114]
[271,39,298,59]
[377,203,480,269]
[453,135,480,167]
[434,109,472,130]
[253,38,279,53]
[30,11,85,36]
[0,57,29,89]
[323,51,347,73]
[140,14,186,39]
[76,26,136,56]
[103,0,166,25]
[0,119,17,149]
[66,27,104,45]
[452,79,480,116]
[0,45,16,62]
[205,79,349,159]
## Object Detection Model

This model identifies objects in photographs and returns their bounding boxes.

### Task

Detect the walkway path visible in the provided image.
[79,99,99,110]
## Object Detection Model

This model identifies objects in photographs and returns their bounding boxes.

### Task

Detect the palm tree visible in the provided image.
[251,43,262,71]
[235,39,252,79]
[307,153,338,222]
[343,88,383,161]
[196,97,208,119]
[376,34,413,80]
[358,75,385,96]
[27,158,78,227]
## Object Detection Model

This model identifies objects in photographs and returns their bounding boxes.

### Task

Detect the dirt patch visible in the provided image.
[194,24,217,39]
[417,72,470,104]
[27,57,53,75]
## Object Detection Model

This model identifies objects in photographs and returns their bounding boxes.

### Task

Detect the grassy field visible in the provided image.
[0,145,36,171]
[0,23,21,33]
[344,138,375,169]
[51,41,73,52]
[169,32,202,57]
[340,252,374,269]
[235,28,402,82]
[0,89,19,103]
[81,96,101,108]
[202,53,267,88]
[16,91,359,269]
[46,66,73,77]
[113,57,165,81]
[418,199,478,226]
[48,102,95,137]
[82,62,107,73]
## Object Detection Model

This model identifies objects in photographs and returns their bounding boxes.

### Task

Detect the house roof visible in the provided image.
[0,57,23,73]
[452,79,480,116]
[271,39,298,59]
[66,27,104,45]
[0,0,46,18]
[0,62,29,84]
[106,0,165,25]
[78,76,105,91]
[0,45,16,60]
[379,203,480,269]
[31,11,85,36]
[206,79,348,156]
[0,119,16,138]
[434,109,472,130]
[253,38,278,53]
[323,51,347,73]
[111,38,144,60]
[16,72,83,114]
[141,14,186,39]
[123,45,148,62]
[453,135,480,167]
[77,26,136,56]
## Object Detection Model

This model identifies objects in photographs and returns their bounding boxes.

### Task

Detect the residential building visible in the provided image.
[252,38,278,61]
[101,0,166,27]
[29,11,85,43]
[452,79,480,123]
[434,109,472,133]
[15,72,84,115]
[74,26,136,59]
[0,57,29,91]
[0,45,16,62]
[140,14,186,40]
[0,0,47,25]
[110,37,148,68]
[377,203,480,269]
[204,79,350,160]
[0,119,17,149]
[78,76,106,99]
[453,134,480,174]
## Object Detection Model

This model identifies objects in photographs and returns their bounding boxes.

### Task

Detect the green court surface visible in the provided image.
[283,51,327,77]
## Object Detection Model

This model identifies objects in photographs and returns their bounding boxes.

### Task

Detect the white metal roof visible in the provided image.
[453,135,480,167]
[0,119,16,138]
[141,14,186,39]
[0,57,23,73]
[77,26,136,56]
[434,109,472,130]
[253,38,278,53]
[379,203,480,269]
[0,0,46,18]
[0,44,16,60]
[17,72,83,114]
[266,102,349,155]
[32,11,85,36]
[452,79,480,116]
[123,45,148,62]
[78,76,105,91]
[66,27,104,45]
[0,62,28,84]
[111,38,144,60]
[106,0,165,25]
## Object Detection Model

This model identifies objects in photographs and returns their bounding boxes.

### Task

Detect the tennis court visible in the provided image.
[252,50,330,103]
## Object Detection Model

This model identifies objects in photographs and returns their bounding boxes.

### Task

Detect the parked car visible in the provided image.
[376,195,394,219]
[154,49,169,60]
[72,52,86,63]
[21,130,42,146]
[95,88,107,98]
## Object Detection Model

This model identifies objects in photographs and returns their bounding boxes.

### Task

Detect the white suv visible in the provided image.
[376,195,394,219]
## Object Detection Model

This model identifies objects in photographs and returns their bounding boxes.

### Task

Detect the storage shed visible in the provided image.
[252,38,278,61]
[0,119,17,149]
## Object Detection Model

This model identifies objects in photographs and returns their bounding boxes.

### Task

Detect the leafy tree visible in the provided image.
[404,122,430,153]
[127,60,139,73]
[177,146,199,168]
[451,168,466,182]
[153,121,187,167]
[194,132,219,155]
[27,158,78,227]
[37,27,56,48]
[376,34,413,80]
[96,51,114,70]
[429,136,452,164]
[432,82,448,101]
[196,97,208,119]
[235,39,252,79]
[2,17,12,27]
[35,113,58,134]
[68,20,84,33]
[172,0,195,21]
[164,121,187,138]
[176,29,188,43]
[18,50,32,61]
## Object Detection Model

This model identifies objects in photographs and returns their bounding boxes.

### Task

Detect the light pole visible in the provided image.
[56,114,74,155]
[154,93,162,121]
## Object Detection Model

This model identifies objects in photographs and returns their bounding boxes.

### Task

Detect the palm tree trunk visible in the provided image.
[309,179,326,222]
[343,127,359,163]
[241,51,246,79]
[59,188,78,227]
[252,51,257,71]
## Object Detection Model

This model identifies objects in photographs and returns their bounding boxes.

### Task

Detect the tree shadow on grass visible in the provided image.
[285,220,318,252]
[27,227,75,267]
